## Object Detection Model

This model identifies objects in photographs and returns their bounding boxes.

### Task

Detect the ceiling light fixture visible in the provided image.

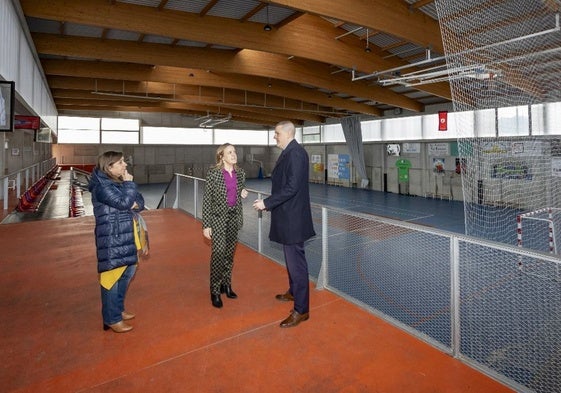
[364,28,371,53]
[199,113,232,128]
[264,5,272,31]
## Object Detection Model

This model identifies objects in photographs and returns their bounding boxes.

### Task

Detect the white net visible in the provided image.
[517,207,561,254]
[435,0,561,245]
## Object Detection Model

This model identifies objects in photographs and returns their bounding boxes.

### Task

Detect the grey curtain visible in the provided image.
[341,116,369,188]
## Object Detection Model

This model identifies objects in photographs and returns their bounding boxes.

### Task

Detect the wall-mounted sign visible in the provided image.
[327,154,350,180]
[387,144,400,156]
[438,111,448,131]
[15,115,40,130]
[428,143,450,156]
[0,81,15,132]
[402,143,420,154]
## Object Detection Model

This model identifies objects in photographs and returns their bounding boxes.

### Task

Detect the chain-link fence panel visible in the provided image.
[458,240,561,393]
[163,173,561,392]
[324,209,452,348]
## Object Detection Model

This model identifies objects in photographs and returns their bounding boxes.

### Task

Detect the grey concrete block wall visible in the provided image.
[132,164,147,184]
[51,141,466,202]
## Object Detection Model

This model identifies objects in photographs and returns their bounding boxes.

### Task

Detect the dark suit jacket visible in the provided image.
[264,139,315,244]
[202,166,246,232]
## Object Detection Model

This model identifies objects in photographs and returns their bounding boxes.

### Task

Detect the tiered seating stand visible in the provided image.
[16,166,61,212]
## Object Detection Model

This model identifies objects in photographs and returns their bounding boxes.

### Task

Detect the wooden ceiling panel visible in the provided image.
[20,0,450,128]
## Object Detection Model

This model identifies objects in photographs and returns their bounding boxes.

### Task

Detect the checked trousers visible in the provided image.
[210,209,239,295]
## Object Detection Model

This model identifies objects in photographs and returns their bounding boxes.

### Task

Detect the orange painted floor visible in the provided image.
[0,188,20,221]
[0,208,514,393]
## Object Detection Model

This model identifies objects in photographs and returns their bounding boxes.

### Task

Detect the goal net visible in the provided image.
[517,207,561,254]
[434,2,561,392]
[435,0,561,245]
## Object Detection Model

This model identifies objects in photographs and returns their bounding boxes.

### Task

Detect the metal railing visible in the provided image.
[0,158,57,210]
[159,173,560,393]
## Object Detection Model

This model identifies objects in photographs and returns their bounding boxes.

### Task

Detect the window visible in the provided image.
[58,129,100,143]
[142,127,212,144]
[498,105,529,136]
[101,118,140,144]
[102,131,139,144]
[58,116,99,130]
[302,125,320,143]
[531,104,545,135]
[57,116,100,144]
[362,120,382,141]
[382,116,422,140]
[322,124,344,143]
[474,109,497,138]
[55,102,561,146]
[101,118,139,131]
[543,102,561,135]
[422,111,465,139]
[214,129,268,145]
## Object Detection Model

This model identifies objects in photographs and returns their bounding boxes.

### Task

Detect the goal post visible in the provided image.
[517,207,561,254]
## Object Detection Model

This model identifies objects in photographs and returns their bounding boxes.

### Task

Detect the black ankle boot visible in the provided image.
[220,284,238,299]
[211,294,223,308]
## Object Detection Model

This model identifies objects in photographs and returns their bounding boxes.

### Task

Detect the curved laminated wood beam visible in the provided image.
[51,87,328,123]
[43,59,381,116]
[33,34,421,111]
[268,0,444,53]
[22,0,447,104]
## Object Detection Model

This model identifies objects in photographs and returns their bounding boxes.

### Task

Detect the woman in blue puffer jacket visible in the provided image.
[89,151,145,333]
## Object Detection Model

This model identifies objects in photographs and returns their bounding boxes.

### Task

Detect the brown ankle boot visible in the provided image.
[103,321,133,333]
[122,311,135,320]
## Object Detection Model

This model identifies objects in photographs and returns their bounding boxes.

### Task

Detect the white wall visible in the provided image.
[0,0,57,131]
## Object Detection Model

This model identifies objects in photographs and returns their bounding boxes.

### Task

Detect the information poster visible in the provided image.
[428,143,450,156]
[402,143,420,154]
[311,154,324,172]
[327,154,350,180]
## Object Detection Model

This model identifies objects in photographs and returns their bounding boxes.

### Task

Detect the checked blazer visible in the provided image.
[202,165,246,232]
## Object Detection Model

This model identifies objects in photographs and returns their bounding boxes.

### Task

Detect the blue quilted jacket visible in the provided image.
[88,168,145,273]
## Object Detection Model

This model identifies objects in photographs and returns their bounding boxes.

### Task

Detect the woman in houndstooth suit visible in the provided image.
[202,143,248,308]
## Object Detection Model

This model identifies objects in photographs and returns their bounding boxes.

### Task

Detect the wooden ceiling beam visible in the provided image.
[54,97,292,125]
[42,59,383,116]
[51,84,327,123]
[22,0,450,104]
[34,34,419,111]
[20,0,435,76]
[55,102,300,126]
[49,80,335,121]
[410,0,435,9]
[268,0,444,53]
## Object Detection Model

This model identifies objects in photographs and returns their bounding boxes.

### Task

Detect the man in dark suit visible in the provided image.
[253,121,316,328]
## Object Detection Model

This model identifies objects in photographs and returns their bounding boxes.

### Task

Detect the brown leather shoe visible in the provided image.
[279,310,309,328]
[103,321,133,333]
[122,311,135,321]
[275,292,294,302]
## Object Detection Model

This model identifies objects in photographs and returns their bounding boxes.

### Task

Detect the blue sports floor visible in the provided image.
[244,178,467,234]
